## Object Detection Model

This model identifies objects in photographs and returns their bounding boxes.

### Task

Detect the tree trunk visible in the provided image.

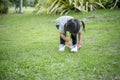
[19,0,23,14]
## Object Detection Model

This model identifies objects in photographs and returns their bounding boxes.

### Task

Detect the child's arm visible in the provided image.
[78,32,82,48]
[60,33,72,45]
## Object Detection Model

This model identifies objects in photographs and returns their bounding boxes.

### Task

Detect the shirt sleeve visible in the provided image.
[59,25,65,34]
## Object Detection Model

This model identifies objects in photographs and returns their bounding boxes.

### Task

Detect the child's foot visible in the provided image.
[71,45,78,52]
[59,44,65,51]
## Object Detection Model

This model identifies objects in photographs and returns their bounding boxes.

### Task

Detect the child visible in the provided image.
[56,16,85,52]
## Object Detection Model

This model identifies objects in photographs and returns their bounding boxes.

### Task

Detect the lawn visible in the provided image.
[0,8,120,80]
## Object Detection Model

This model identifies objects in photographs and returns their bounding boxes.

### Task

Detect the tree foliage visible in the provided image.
[0,0,37,14]
[0,0,9,14]
[35,0,120,15]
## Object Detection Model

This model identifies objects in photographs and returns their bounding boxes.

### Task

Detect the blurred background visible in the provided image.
[0,0,120,15]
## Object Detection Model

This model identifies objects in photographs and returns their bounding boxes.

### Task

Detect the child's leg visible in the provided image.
[59,34,66,51]
[71,34,78,52]
[71,34,77,45]
[56,25,65,51]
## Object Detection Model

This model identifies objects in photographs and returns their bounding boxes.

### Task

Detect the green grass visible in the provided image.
[0,8,120,80]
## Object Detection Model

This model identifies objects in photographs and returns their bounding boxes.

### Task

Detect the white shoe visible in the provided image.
[71,45,78,52]
[59,44,65,51]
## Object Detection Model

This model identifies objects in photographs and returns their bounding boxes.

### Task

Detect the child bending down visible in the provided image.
[56,16,85,52]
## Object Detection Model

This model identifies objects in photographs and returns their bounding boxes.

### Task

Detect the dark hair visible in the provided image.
[81,20,85,32]
[65,19,85,36]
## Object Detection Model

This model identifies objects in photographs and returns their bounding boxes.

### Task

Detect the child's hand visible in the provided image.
[77,44,82,49]
[66,40,72,46]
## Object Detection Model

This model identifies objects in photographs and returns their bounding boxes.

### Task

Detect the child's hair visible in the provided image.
[65,19,85,36]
